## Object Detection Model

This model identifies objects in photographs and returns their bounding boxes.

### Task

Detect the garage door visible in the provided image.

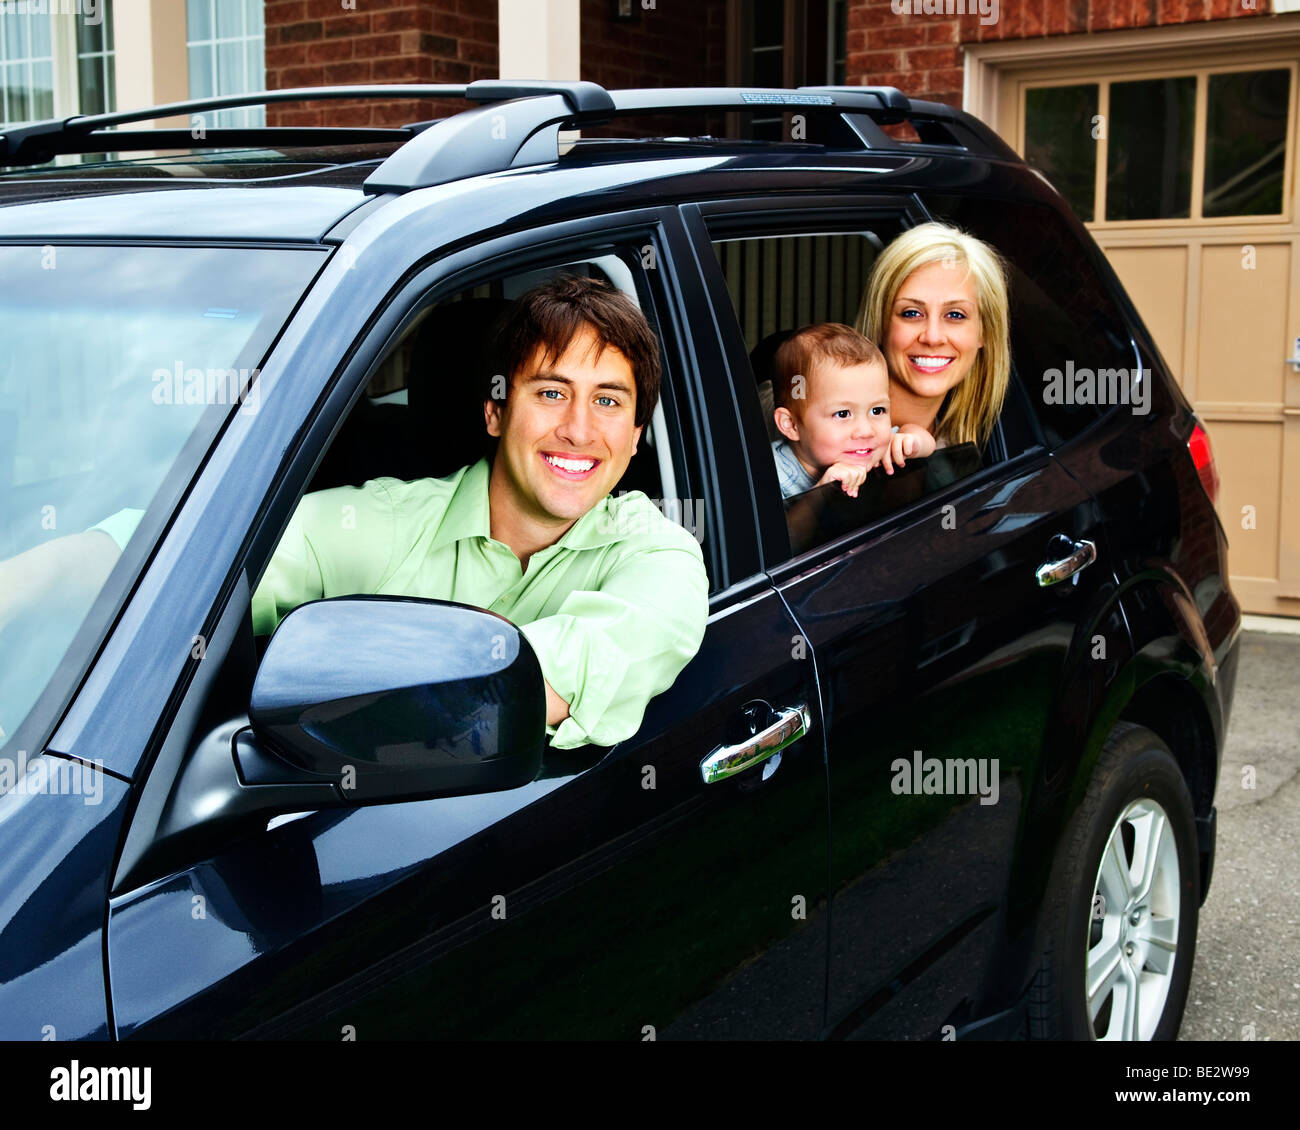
[982,28,1300,616]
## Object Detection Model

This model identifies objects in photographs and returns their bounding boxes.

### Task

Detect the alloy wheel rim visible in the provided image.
[1085,798,1181,1040]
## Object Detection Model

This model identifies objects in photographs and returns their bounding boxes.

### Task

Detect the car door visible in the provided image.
[104,209,830,1040]
[687,195,1126,1039]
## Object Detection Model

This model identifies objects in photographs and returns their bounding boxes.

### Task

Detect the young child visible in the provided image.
[770,323,935,499]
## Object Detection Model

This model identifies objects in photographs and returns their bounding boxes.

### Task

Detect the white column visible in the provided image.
[498,0,581,81]
[111,0,190,125]
[50,12,79,119]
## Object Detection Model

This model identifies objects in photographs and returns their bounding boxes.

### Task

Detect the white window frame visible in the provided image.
[185,0,265,129]
[964,17,1300,231]
[0,5,116,126]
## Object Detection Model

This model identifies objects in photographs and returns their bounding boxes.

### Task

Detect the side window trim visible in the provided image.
[681,197,929,570]
[246,211,715,585]
[767,442,1051,584]
[114,211,736,831]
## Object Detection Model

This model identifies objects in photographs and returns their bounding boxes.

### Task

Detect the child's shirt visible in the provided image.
[771,438,818,498]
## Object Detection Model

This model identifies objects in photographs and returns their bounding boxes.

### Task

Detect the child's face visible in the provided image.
[780,358,892,473]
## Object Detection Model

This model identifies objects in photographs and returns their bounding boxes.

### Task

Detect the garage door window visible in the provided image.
[1024,64,1294,224]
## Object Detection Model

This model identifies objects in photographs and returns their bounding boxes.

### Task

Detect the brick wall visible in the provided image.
[847,0,1273,109]
[265,0,498,127]
[579,0,726,90]
[262,0,1273,132]
[264,0,726,134]
[578,0,727,136]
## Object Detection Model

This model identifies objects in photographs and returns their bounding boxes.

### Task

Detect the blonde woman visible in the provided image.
[854,222,1011,467]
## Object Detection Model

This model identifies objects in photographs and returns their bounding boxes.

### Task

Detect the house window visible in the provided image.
[75,3,115,117]
[1105,76,1195,221]
[1023,64,1294,224]
[186,0,265,129]
[827,0,846,85]
[1204,68,1290,218]
[1024,84,1098,221]
[0,7,54,125]
[734,0,851,140]
[1,2,115,128]
[748,0,786,138]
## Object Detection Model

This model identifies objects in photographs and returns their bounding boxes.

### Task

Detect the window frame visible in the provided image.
[186,0,266,130]
[1019,59,1298,229]
[682,193,1049,569]
[0,2,117,126]
[248,213,738,613]
[0,239,328,774]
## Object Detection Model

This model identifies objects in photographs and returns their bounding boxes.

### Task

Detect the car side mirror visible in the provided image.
[248,596,546,800]
[112,596,546,891]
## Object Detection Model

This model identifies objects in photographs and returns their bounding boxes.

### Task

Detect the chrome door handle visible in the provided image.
[700,703,811,785]
[1036,537,1097,587]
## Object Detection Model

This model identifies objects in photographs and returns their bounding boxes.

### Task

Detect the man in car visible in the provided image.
[0,275,709,751]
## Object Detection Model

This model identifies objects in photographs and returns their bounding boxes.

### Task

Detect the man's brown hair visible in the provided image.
[487,274,662,428]
[772,323,885,412]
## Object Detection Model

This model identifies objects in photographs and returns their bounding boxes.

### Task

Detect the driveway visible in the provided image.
[1180,624,1300,1041]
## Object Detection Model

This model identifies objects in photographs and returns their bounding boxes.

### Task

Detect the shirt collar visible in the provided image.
[431,456,634,554]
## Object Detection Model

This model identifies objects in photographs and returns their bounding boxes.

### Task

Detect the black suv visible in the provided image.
[0,82,1239,1040]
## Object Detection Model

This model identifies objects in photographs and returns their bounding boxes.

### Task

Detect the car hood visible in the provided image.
[0,183,368,241]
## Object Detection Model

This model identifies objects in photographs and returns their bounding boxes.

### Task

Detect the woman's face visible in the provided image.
[884,260,983,405]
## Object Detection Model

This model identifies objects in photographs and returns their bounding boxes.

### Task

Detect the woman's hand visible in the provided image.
[881,425,937,475]
[818,461,870,499]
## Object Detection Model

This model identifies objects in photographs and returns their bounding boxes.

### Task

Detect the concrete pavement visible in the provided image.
[1180,626,1300,1041]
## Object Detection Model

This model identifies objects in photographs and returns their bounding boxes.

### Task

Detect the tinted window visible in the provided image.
[296,244,711,604]
[706,220,1040,560]
[924,194,1134,448]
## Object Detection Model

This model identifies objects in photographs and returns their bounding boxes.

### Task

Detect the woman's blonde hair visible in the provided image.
[854,222,1011,448]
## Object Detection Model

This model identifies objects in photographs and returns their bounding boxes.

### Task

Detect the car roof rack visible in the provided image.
[0,81,614,167]
[0,80,1017,182]
[362,83,1017,192]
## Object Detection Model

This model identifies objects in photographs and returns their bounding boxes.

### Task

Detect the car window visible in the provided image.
[705,220,1037,561]
[0,245,325,762]
[924,193,1136,448]
[308,253,675,510]
[248,239,710,668]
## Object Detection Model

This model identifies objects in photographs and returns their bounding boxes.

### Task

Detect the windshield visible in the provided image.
[0,244,325,761]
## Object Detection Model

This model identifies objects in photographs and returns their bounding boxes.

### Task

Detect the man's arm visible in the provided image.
[518,524,709,749]
[251,481,399,636]
[0,530,121,634]
[544,680,571,727]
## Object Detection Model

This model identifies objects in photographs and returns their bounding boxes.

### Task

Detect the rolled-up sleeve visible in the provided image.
[251,480,399,637]
[86,508,146,552]
[519,530,709,750]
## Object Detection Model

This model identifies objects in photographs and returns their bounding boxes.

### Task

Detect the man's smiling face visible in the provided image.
[484,323,642,533]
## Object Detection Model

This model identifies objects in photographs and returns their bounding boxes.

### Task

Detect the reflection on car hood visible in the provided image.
[0,185,368,241]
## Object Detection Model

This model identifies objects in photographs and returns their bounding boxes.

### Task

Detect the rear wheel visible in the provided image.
[1028,722,1199,1040]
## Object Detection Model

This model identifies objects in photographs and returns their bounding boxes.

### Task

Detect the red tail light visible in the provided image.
[1188,421,1219,505]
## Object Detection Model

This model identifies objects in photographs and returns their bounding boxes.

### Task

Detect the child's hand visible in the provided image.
[818,461,869,498]
[882,427,937,475]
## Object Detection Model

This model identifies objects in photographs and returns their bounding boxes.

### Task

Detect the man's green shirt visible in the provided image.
[217,457,706,749]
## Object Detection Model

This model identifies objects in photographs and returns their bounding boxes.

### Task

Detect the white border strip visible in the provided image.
[1242,614,1300,635]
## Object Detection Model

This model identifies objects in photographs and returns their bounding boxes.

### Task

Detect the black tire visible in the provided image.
[1027,722,1200,1040]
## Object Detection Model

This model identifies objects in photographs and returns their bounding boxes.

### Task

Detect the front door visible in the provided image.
[105,214,831,1040]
